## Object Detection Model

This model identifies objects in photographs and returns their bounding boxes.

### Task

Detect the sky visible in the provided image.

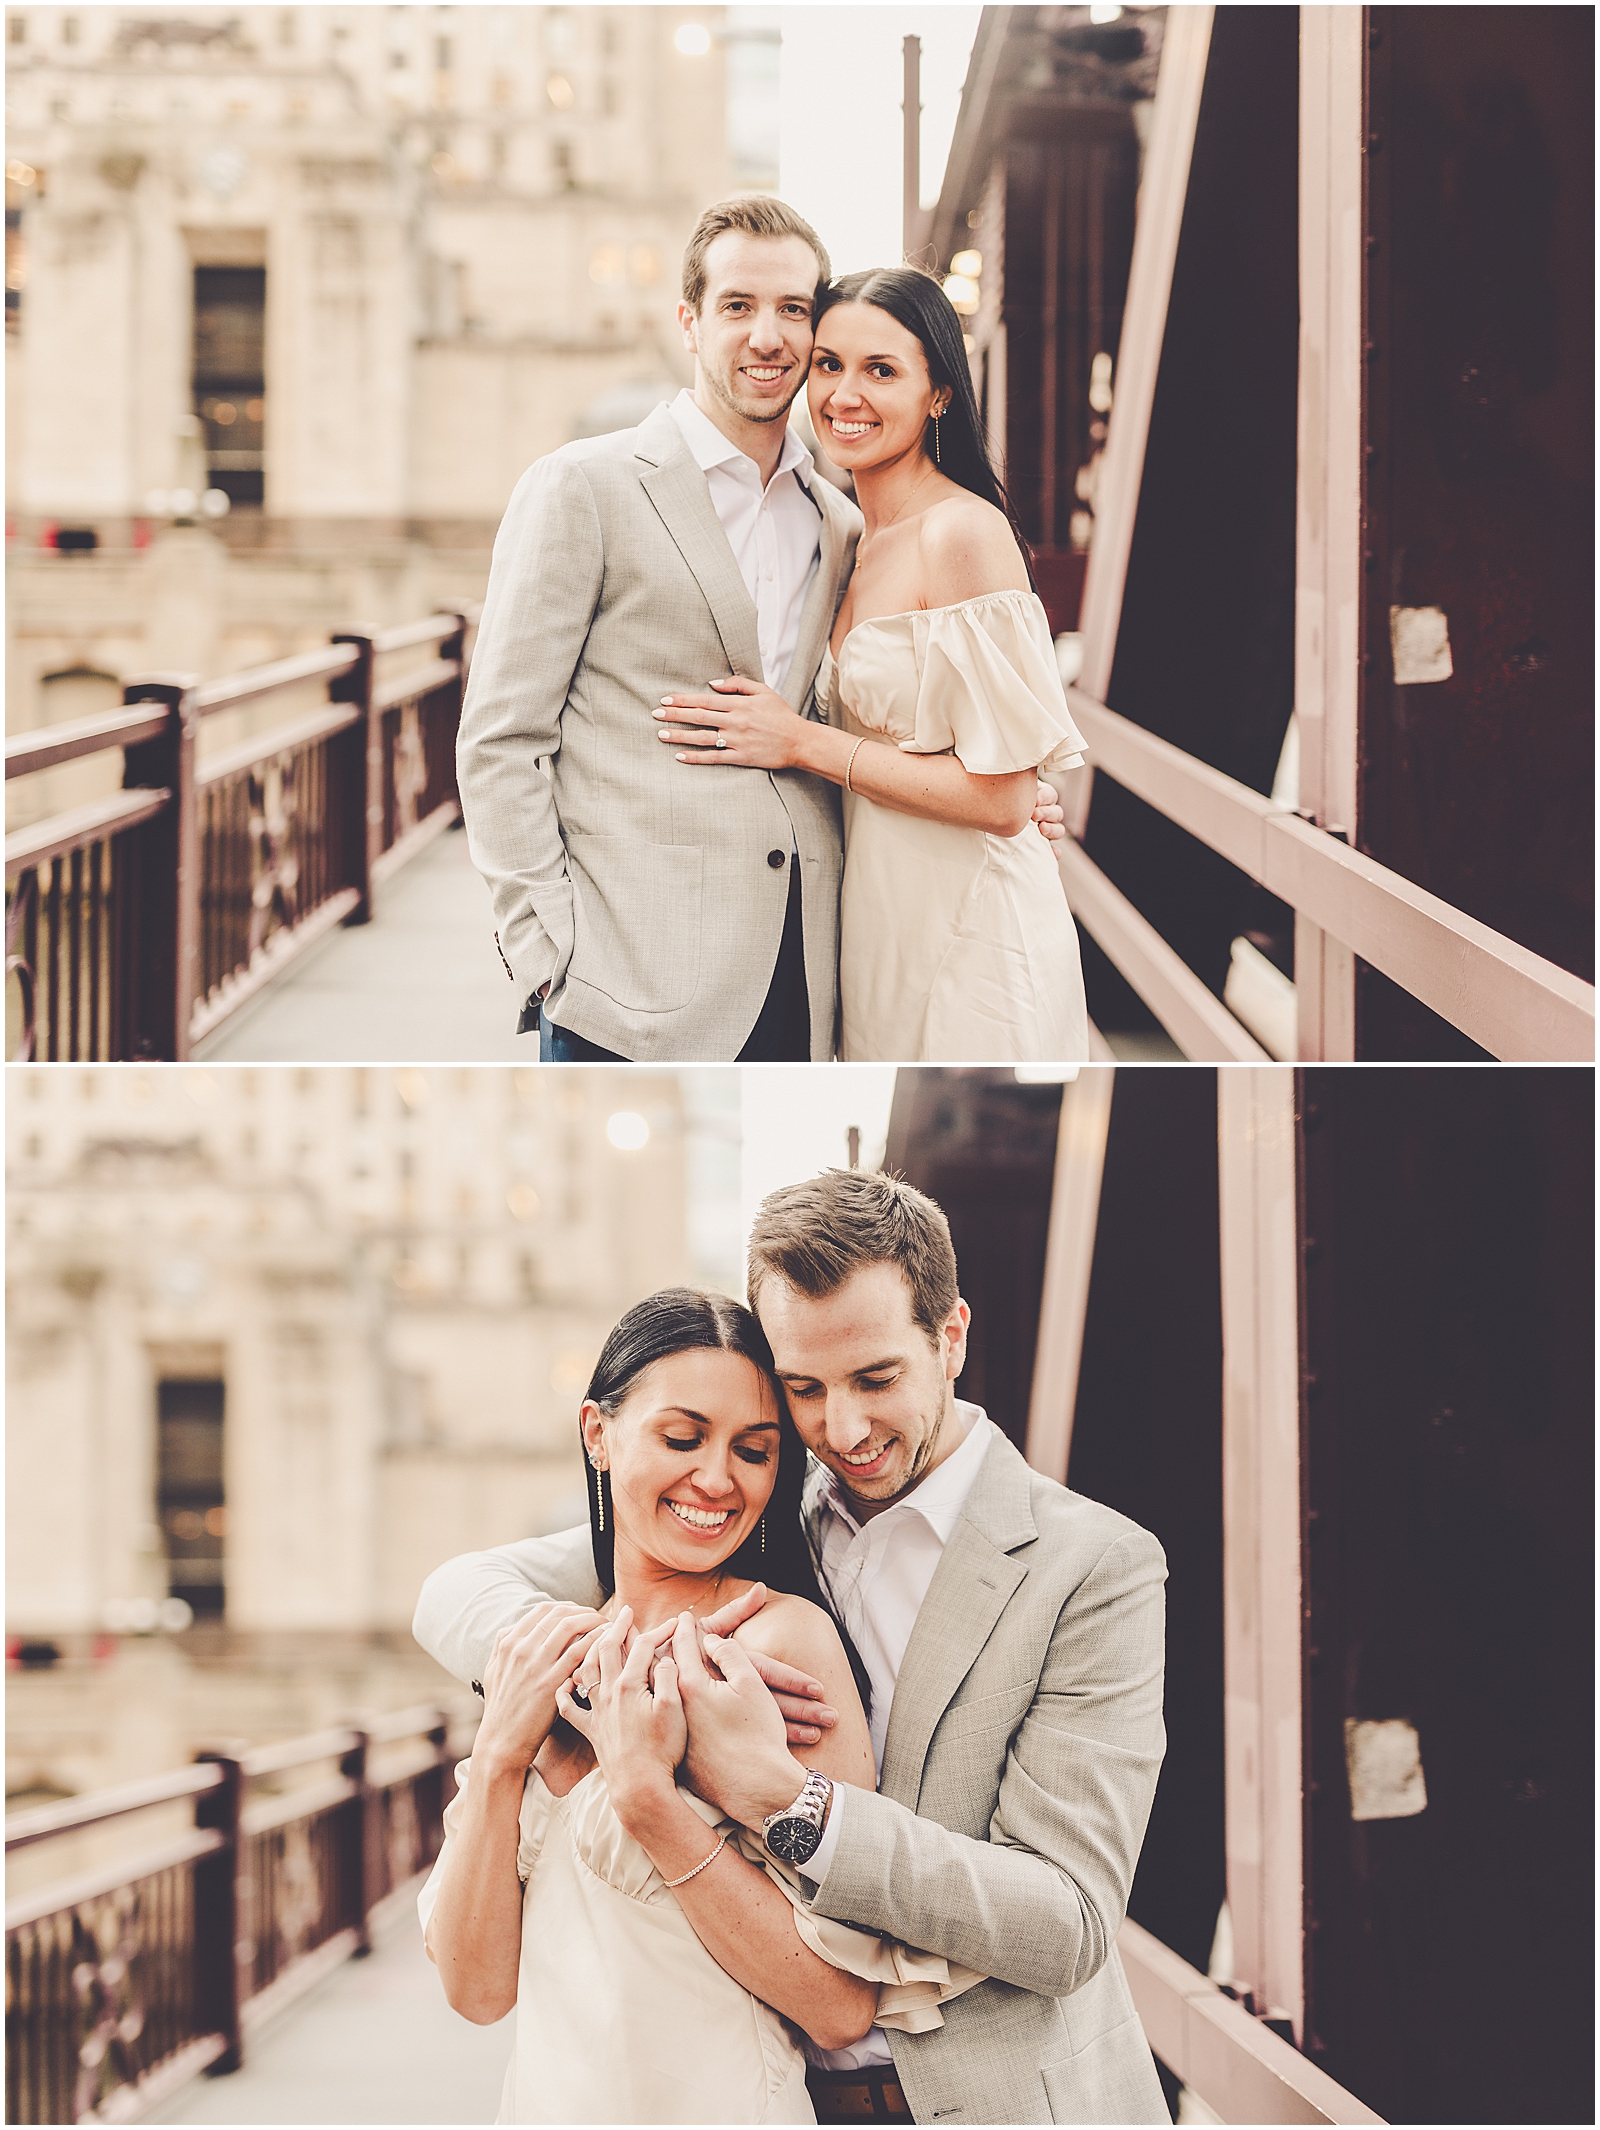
[739,1065,898,1245]
[777,5,983,274]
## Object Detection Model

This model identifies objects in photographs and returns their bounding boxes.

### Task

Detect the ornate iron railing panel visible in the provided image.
[4,1861,216,2125]
[191,711,360,1038]
[4,1708,459,2124]
[4,607,477,1061]
[4,800,164,1063]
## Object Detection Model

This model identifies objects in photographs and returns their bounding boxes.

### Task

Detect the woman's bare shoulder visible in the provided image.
[732,1588,842,1667]
[735,1591,875,1785]
[916,491,1029,601]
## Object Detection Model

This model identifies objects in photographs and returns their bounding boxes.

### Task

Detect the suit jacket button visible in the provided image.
[767,849,786,869]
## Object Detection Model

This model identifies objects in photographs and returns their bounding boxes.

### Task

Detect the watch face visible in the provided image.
[766,1813,823,1866]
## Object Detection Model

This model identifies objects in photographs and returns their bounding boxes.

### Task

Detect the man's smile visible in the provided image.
[834,1439,894,1479]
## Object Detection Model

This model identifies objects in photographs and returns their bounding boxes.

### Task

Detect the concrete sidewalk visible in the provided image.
[195,824,532,1064]
[149,1896,513,2126]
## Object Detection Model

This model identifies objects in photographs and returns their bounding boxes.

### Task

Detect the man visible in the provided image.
[414,1170,1170,2125]
[458,195,854,1062]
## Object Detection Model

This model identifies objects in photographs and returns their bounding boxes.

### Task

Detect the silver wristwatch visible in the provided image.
[761,1770,833,1867]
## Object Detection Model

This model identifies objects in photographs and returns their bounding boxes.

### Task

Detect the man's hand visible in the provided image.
[698,1582,838,1749]
[673,1612,805,1830]
[1033,778,1067,842]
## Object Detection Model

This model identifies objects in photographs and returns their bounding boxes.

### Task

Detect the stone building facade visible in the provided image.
[4,4,775,730]
[5,1062,738,1642]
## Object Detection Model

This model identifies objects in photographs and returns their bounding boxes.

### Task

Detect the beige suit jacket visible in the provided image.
[413,1427,1169,2126]
[456,402,861,1061]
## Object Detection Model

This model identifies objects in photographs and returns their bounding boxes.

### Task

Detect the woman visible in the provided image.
[419,1289,973,2124]
[654,267,1089,1064]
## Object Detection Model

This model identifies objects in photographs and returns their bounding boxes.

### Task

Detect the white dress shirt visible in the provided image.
[801,1401,998,2071]
[667,389,822,692]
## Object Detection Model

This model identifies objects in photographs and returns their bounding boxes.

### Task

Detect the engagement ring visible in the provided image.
[715,736,727,750]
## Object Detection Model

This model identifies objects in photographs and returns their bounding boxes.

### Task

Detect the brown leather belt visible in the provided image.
[805,2065,911,2120]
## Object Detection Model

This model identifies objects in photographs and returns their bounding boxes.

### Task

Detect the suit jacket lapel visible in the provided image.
[878,1433,1037,1807]
[634,406,763,680]
[780,477,852,709]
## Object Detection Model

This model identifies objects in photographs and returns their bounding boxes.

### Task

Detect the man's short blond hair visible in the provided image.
[681,195,832,315]
[746,1170,959,1348]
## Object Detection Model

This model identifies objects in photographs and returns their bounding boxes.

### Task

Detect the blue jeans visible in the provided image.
[535,1008,628,1063]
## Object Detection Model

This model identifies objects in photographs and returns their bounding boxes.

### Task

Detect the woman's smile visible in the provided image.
[662,1497,737,1534]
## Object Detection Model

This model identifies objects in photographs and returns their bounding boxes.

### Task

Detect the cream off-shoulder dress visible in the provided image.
[418,1757,981,2126]
[821,589,1090,1063]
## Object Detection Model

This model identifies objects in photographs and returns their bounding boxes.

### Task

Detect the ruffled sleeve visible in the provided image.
[730,1827,985,2034]
[902,592,1087,778]
[416,1756,553,1950]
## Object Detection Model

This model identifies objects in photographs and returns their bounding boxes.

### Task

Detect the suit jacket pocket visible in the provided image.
[933,1679,1037,1745]
[1041,2023,1164,2126]
[566,835,701,1013]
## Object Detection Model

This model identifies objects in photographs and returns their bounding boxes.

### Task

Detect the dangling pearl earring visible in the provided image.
[933,412,942,466]
[591,1455,605,1533]
[759,1516,766,1556]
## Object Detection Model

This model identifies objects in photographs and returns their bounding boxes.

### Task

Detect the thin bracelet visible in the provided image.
[663,1835,726,1889]
[843,737,866,794]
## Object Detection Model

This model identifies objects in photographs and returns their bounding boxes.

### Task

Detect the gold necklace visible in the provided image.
[855,463,937,569]
[606,1570,726,1630]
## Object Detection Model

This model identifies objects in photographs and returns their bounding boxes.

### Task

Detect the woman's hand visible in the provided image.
[653,676,805,770]
[473,1602,606,1775]
[556,1607,687,1819]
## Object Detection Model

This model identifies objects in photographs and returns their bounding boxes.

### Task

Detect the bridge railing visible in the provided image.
[4,608,479,1062]
[4,1705,460,2125]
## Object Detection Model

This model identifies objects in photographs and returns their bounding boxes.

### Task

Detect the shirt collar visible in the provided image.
[669,388,815,488]
[818,1400,995,1541]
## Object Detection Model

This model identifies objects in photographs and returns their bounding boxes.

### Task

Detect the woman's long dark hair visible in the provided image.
[580,1287,870,1713]
[815,265,1035,583]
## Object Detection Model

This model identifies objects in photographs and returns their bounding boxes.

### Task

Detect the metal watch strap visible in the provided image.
[762,1768,831,1854]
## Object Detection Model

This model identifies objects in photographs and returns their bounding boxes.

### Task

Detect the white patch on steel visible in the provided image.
[1389,606,1454,685]
[1343,1717,1429,1820]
